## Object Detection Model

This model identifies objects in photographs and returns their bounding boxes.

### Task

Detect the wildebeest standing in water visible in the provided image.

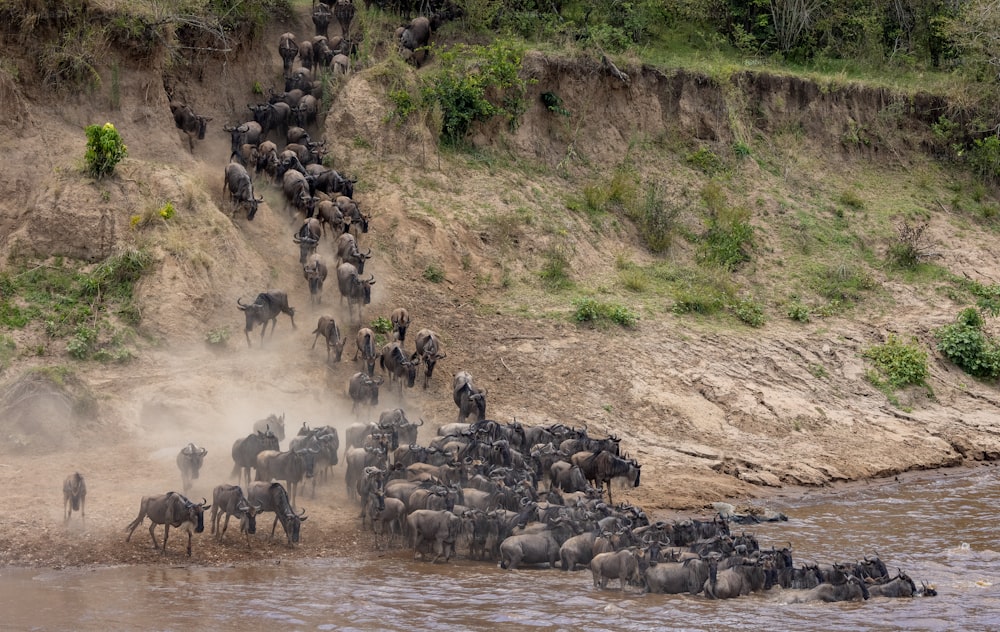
[237,290,296,347]
[124,492,210,557]
[63,472,86,524]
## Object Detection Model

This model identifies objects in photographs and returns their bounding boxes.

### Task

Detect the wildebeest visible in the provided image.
[398,16,432,67]
[255,448,317,508]
[63,472,86,524]
[334,0,355,37]
[644,557,713,594]
[380,341,419,392]
[316,199,346,237]
[559,530,597,571]
[366,491,406,548]
[453,370,486,423]
[231,429,281,489]
[390,307,410,342]
[223,121,263,157]
[303,253,328,305]
[703,557,771,599]
[378,408,424,446]
[349,371,384,414]
[336,262,375,322]
[124,492,210,556]
[354,327,378,376]
[499,518,575,569]
[283,169,318,219]
[867,570,918,598]
[176,443,207,494]
[237,290,296,347]
[252,412,286,443]
[170,101,211,153]
[223,161,263,220]
[591,549,644,591]
[210,484,259,546]
[248,481,307,545]
[407,509,462,563]
[312,314,347,362]
[312,3,332,38]
[570,450,641,504]
[278,32,298,77]
[787,574,871,602]
[413,329,446,389]
[247,101,291,141]
[295,217,322,260]
[335,232,372,274]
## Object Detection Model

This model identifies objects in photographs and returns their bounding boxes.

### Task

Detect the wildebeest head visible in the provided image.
[183,496,210,534]
[180,443,208,477]
[293,232,319,264]
[238,500,260,535]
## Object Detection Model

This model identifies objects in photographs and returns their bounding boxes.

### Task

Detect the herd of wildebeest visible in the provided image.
[59,0,938,604]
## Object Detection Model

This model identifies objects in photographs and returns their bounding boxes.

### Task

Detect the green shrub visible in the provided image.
[685,147,725,175]
[67,326,97,360]
[787,302,811,322]
[732,296,766,327]
[626,183,677,253]
[205,326,231,347]
[935,308,1000,379]
[539,247,572,289]
[966,136,1000,182]
[573,298,638,328]
[862,335,929,388]
[370,316,393,335]
[84,122,127,178]
[697,205,754,271]
[423,264,445,283]
[672,286,728,315]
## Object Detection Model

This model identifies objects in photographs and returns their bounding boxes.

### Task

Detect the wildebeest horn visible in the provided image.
[416,417,425,426]
[293,234,302,242]
[367,274,375,282]
[520,497,530,506]
[199,448,207,456]
[200,498,208,506]
[297,508,307,516]
[237,297,249,309]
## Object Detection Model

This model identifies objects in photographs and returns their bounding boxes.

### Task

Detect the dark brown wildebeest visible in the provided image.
[278,32,299,77]
[210,484,260,547]
[63,472,86,524]
[591,549,645,591]
[231,429,281,489]
[644,557,713,595]
[312,314,347,362]
[867,570,918,598]
[312,3,332,38]
[335,232,372,274]
[570,450,641,505]
[237,290,296,347]
[390,307,410,342]
[255,448,318,509]
[294,217,322,264]
[499,517,576,570]
[252,412,286,443]
[176,443,208,494]
[336,262,375,323]
[170,101,211,153]
[407,509,462,563]
[348,371,384,415]
[703,557,772,599]
[334,0,355,38]
[453,371,486,424]
[414,329,446,389]
[223,161,263,220]
[397,16,432,67]
[787,574,871,602]
[303,253,328,305]
[354,327,378,376]
[124,492,210,556]
[379,340,419,393]
[248,481,308,545]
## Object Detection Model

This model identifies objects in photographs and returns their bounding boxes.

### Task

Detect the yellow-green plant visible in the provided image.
[84,122,127,178]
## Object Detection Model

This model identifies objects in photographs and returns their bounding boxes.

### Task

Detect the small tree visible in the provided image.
[84,122,127,178]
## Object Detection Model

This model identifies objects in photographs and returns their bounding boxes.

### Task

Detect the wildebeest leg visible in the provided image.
[221,514,231,540]
[151,522,164,551]
[271,515,280,540]
[186,530,193,556]
[80,495,85,524]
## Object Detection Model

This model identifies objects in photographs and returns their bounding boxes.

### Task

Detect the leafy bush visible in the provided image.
[573,298,638,328]
[731,296,766,327]
[370,316,393,335]
[541,91,570,116]
[421,40,527,146]
[685,147,725,175]
[966,136,1000,182]
[626,183,677,254]
[539,247,572,290]
[935,308,1000,379]
[887,219,933,269]
[862,335,930,388]
[672,286,728,315]
[697,205,754,271]
[787,301,811,322]
[84,122,127,178]
[423,264,445,283]
[205,326,231,347]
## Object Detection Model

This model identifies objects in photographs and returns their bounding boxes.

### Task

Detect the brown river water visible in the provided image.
[2,466,999,631]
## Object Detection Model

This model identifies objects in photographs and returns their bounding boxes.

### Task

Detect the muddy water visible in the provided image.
[3,467,999,631]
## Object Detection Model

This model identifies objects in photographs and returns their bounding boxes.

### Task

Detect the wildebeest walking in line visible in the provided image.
[232,429,281,489]
[237,290,296,347]
[248,481,307,546]
[453,370,486,423]
[176,443,208,494]
[355,327,378,376]
[63,472,86,524]
[124,492,210,557]
[312,315,347,362]
[414,328,446,389]
[169,101,211,153]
